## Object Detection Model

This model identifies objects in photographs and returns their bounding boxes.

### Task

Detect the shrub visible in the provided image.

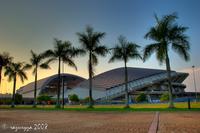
[135,93,147,102]
[68,94,79,103]
[160,93,169,102]
[15,93,23,104]
[37,95,51,104]
[79,96,94,104]
[84,96,93,103]
[0,99,12,105]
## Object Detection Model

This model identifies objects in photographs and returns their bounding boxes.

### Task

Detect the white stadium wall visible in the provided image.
[67,87,106,100]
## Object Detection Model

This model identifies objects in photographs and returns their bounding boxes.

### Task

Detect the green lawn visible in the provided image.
[0,102,200,111]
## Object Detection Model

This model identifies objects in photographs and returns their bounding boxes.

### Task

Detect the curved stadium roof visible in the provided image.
[77,67,170,90]
[18,67,188,96]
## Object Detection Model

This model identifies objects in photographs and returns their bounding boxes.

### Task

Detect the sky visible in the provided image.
[0,0,200,93]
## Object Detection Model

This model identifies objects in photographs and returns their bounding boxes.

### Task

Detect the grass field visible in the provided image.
[0,102,200,111]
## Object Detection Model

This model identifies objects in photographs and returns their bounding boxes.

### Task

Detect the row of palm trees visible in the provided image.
[0,13,190,108]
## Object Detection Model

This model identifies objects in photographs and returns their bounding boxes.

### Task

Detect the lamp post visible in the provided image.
[62,60,65,108]
[192,65,198,102]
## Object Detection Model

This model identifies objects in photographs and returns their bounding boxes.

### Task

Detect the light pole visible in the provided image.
[62,60,65,108]
[192,65,198,102]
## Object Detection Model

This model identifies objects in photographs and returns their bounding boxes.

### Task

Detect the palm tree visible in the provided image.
[77,26,108,108]
[4,62,29,108]
[27,50,51,108]
[0,52,13,88]
[109,36,142,108]
[143,13,190,108]
[44,39,83,108]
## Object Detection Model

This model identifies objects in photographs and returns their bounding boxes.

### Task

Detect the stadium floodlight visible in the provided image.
[192,65,198,102]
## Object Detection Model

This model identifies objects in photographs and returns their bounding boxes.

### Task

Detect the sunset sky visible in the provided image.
[0,0,200,93]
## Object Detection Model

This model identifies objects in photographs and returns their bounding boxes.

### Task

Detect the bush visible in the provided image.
[15,93,23,104]
[0,99,12,105]
[84,96,93,103]
[79,96,94,104]
[84,96,90,103]
[160,93,169,102]
[37,95,51,104]
[135,93,147,102]
[68,94,79,103]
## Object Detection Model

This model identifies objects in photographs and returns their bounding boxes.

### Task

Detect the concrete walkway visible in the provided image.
[148,112,159,133]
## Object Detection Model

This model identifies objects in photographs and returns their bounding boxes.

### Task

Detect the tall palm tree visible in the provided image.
[109,36,142,108]
[4,62,29,108]
[27,50,51,108]
[77,26,108,108]
[44,39,83,108]
[0,52,13,88]
[143,13,190,108]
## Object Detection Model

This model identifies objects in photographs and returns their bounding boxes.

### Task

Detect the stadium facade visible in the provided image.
[17,67,188,103]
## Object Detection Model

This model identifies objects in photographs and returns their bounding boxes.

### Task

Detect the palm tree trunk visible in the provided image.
[11,75,16,108]
[33,66,38,108]
[88,52,93,108]
[56,57,61,108]
[124,61,129,108]
[165,52,174,108]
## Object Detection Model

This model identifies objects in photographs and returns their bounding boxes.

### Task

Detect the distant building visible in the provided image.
[17,67,189,103]
[0,93,12,98]
[0,93,12,105]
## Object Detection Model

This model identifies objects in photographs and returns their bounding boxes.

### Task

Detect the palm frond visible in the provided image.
[109,36,142,63]
[43,58,55,66]
[77,26,106,52]
[143,43,160,61]
[23,64,32,71]
[109,46,123,63]
[77,32,90,50]
[69,47,86,57]
[8,75,13,82]
[118,35,127,46]
[127,43,143,61]
[43,50,56,59]
[144,13,190,65]
[4,62,28,83]
[172,43,190,61]
[39,63,50,69]
[0,52,13,66]
[30,50,37,60]
[156,44,167,65]
[18,70,28,83]
[4,66,12,77]
[154,13,159,24]
[145,27,160,41]
[92,32,106,47]
[94,45,108,56]
[62,56,77,71]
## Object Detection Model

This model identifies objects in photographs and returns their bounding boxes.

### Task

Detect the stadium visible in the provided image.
[17,67,189,103]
